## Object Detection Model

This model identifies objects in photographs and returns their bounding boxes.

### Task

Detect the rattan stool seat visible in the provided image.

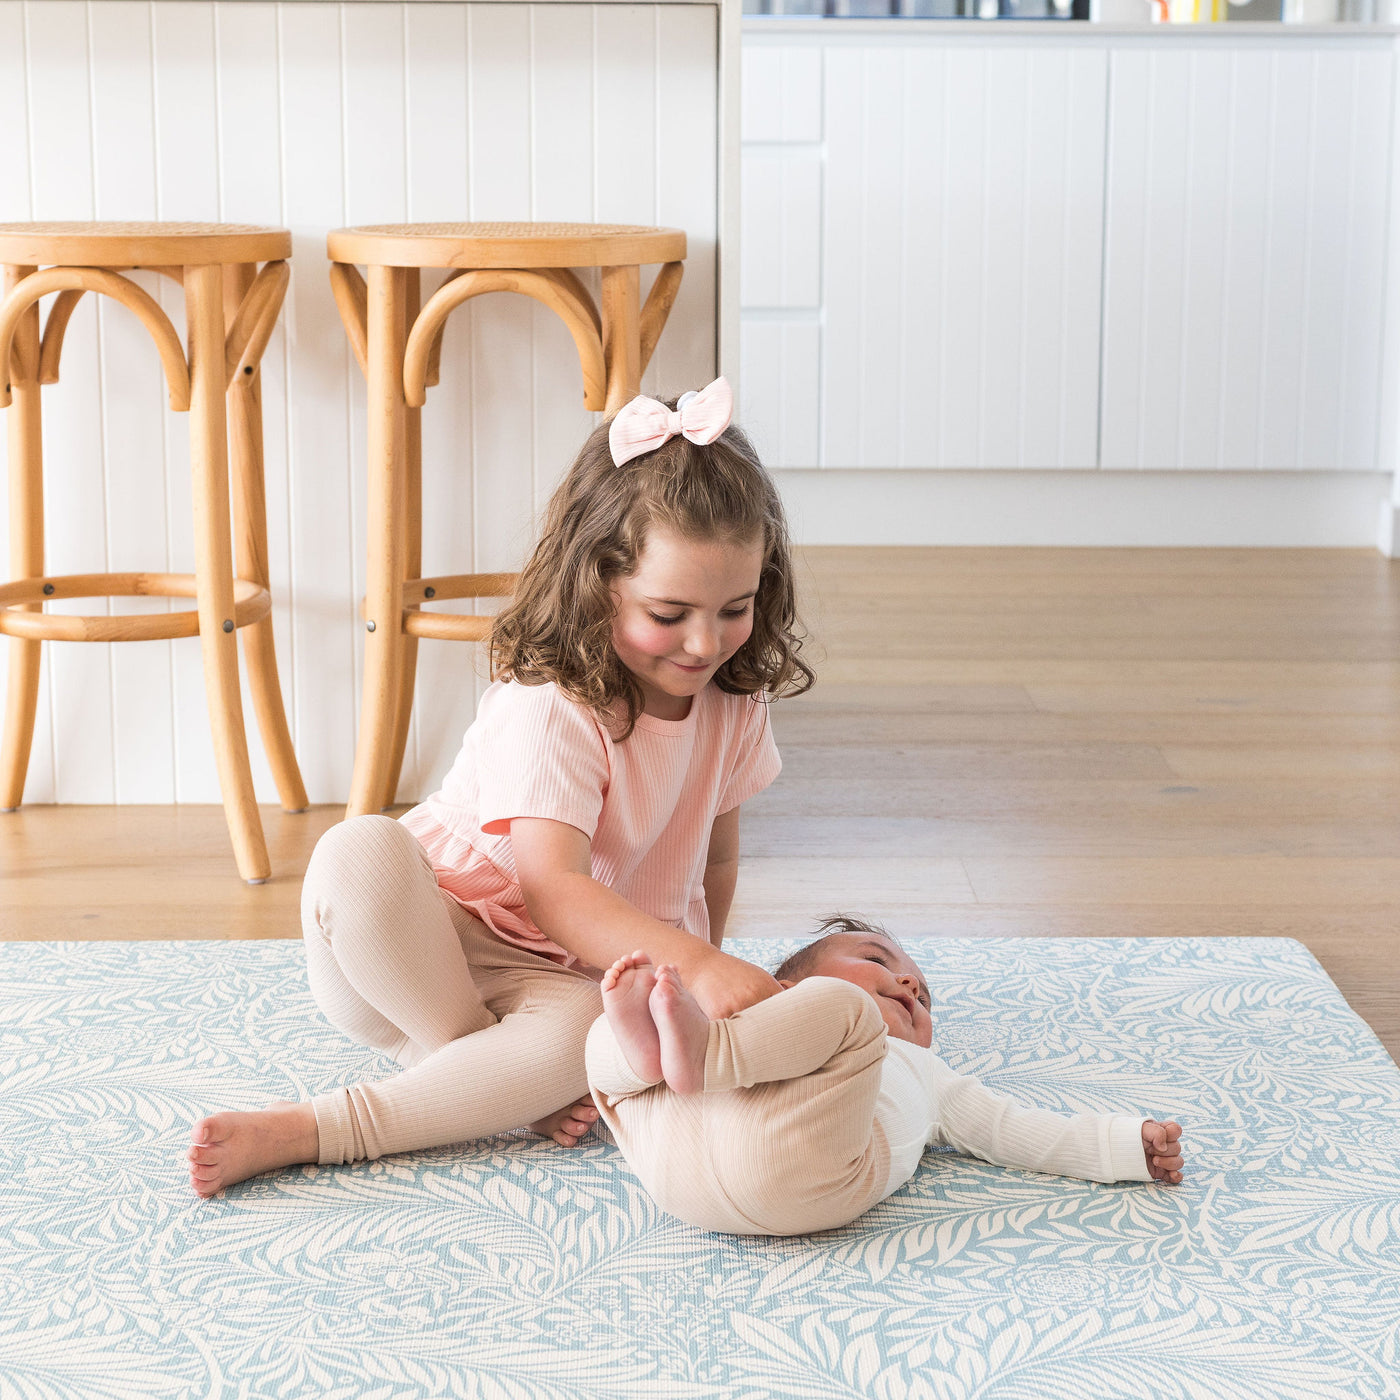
[0,222,290,268]
[327,222,685,270]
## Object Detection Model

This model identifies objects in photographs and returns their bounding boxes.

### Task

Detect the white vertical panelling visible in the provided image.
[1340,52,1391,478]
[216,0,294,805]
[153,1,224,803]
[1217,53,1271,472]
[1259,51,1312,471]
[820,44,860,468]
[742,45,821,145]
[467,4,533,771]
[811,43,1106,470]
[594,2,659,409]
[0,2,721,805]
[280,3,356,804]
[1175,51,1231,474]
[1298,52,1348,471]
[0,1,54,806]
[740,152,820,310]
[343,2,407,799]
[593,6,658,228]
[467,1,534,586]
[741,44,783,144]
[1020,51,1106,470]
[90,1,175,803]
[855,47,902,468]
[739,320,780,462]
[653,1,718,394]
[738,35,820,469]
[976,52,1029,470]
[899,47,945,472]
[406,2,472,799]
[27,1,113,803]
[1102,45,1391,471]
[528,0,595,500]
[937,54,986,471]
[739,318,819,469]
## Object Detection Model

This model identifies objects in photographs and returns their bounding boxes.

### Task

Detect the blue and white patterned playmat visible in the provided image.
[1,935,1397,1400]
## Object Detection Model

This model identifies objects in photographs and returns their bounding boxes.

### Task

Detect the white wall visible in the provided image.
[0,0,719,806]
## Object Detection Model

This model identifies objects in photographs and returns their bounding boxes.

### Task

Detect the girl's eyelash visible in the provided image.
[648,606,752,626]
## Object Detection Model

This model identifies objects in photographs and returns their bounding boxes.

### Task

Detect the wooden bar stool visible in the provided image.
[0,222,308,883]
[327,222,687,819]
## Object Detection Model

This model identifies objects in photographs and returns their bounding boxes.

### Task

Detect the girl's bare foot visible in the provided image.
[187,1100,319,1198]
[529,1096,599,1148]
[650,964,710,1095]
[600,950,663,1083]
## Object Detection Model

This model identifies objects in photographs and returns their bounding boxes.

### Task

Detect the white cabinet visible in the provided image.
[741,24,1397,478]
[742,37,1108,469]
[1100,45,1393,471]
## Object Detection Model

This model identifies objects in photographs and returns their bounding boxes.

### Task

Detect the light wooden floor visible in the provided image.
[4,547,1398,1059]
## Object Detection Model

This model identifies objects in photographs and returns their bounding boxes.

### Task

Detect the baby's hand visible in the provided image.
[1142,1120,1184,1183]
[687,951,782,1020]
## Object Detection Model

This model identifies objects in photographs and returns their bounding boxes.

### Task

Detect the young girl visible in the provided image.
[187,376,814,1196]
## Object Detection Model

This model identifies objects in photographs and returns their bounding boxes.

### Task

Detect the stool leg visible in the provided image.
[0,266,43,812]
[185,262,270,883]
[383,267,421,808]
[223,262,308,815]
[347,264,408,819]
[600,264,641,414]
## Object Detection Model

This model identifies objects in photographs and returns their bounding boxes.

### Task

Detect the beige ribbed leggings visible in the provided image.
[302,815,602,1165]
[585,976,893,1236]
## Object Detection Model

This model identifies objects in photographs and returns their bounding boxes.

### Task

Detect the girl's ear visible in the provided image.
[777,979,795,990]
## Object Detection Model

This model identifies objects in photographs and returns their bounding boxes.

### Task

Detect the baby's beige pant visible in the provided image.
[586,976,892,1236]
[302,814,602,1164]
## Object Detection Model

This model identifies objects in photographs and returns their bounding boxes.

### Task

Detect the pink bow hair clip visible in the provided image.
[608,376,734,467]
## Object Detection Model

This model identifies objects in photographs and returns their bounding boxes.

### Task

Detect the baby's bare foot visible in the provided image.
[601,950,662,1083]
[187,1100,319,1198]
[650,964,710,1095]
[529,1095,599,1148]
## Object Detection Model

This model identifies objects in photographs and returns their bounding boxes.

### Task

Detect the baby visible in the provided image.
[585,916,1185,1236]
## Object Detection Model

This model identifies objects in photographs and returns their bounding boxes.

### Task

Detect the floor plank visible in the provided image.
[3,546,1398,1060]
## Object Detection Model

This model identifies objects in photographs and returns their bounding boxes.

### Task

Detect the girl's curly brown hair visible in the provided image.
[490,401,814,738]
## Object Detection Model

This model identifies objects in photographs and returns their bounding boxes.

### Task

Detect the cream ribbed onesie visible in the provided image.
[586,976,1151,1237]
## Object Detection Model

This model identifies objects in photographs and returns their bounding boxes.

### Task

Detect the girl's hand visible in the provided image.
[686,951,783,1020]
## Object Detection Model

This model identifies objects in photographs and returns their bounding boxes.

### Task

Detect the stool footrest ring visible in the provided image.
[404,613,494,642]
[404,572,516,606]
[0,572,270,642]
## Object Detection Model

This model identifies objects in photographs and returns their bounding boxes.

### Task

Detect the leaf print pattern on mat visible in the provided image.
[0,936,1396,1399]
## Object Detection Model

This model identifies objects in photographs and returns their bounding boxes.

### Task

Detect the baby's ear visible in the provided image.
[777,978,795,990]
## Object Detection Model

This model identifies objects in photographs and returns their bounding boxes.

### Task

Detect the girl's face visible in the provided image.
[610,527,764,720]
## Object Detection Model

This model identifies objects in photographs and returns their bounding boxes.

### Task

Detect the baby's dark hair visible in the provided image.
[773,913,902,984]
[489,397,814,740]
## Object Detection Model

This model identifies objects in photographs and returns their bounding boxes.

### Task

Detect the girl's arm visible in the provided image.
[702,807,741,949]
[511,816,781,1019]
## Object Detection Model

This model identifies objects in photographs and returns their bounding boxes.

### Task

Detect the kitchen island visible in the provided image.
[741,14,1400,554]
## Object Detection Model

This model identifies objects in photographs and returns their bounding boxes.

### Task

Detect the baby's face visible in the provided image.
[800,934,933,1048]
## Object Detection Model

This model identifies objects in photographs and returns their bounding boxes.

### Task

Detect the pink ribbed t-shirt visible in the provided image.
[399,679,782,969]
